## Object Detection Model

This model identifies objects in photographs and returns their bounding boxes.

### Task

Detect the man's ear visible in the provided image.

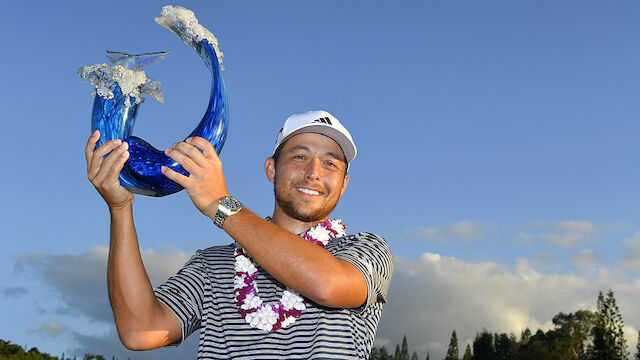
[265,157,276,183]
[339,173,350,198]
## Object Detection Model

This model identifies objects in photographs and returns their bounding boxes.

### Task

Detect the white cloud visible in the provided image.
[529,221,598,233]
[551,221,598,233]
[16,245,196,358]
[17,246,191,323]
[27,321,69,338]
[619,232,640,271]
[376,253,640,359]
[405,221,483,243]
[542,232,590,247]
[570,249,603,271]
[405,220,600,248]
[519,221,598,248]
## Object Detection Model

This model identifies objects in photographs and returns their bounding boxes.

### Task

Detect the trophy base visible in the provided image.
[124,186,167,197]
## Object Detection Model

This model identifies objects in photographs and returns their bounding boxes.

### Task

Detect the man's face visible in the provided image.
[266,132,350,223]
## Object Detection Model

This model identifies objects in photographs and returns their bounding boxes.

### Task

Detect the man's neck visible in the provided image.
[270,209,328,235]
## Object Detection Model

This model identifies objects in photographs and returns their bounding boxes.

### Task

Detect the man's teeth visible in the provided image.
[298,188,320,195]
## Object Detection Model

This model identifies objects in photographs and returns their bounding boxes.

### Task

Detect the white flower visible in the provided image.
[234,274,246,289]
[254,306,277,331]
[330,219,346,237]
[249,314,260,327]
[241,293,262,310]
[235,255,257,274]
[307,225,329,241]
[281,315,296,328]
[281,289,304,311]
[310,226,331,244]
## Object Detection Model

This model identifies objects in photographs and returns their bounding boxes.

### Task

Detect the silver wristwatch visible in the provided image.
[213,196,243,228]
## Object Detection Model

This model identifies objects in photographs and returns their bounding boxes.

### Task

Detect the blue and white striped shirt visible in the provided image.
[154,232,393,359]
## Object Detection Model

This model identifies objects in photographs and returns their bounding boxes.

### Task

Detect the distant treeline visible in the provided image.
[0,339,114,360]
[371,290,640,360]
[4,290,639,360]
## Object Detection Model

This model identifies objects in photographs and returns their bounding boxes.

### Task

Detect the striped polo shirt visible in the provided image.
[154,232,394,359]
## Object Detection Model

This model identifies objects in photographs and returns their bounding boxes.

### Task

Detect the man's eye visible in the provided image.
[325,161,337,168]
[294,154,306,160]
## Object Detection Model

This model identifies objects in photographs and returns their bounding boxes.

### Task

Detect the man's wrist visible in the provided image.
[213,195,242,228]
[108,196,134,214]
[108,202,134,220]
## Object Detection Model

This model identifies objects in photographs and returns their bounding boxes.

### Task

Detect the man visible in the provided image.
[85,110,393,359]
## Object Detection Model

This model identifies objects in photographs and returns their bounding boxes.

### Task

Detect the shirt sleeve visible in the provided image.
[332,232,394,309]
[153,250,206,345]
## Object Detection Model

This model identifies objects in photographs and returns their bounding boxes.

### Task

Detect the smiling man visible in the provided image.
[85,110,393,359]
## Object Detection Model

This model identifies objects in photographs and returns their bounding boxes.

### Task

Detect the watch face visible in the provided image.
[222,196,242,211]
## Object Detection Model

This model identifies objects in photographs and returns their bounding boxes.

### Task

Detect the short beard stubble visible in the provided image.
[273,172,338,223]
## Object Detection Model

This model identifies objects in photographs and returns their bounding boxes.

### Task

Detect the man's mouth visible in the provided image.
[297,187,323,196]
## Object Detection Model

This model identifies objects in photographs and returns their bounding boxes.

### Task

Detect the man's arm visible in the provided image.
[162,137,368,308]
[85,131,181,350]
[224,209,368,308]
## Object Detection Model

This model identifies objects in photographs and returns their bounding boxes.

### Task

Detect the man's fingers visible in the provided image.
[93,142,129,185]
[161,166,190,186]
[85,130,100,168]
[103,145,130,185]
[164,144,202,173]
[186,137,219,161]
[88,139,124,180]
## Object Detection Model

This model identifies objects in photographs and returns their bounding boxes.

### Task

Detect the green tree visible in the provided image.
[635,330,640,360]
[381,346,391,360]
[520,328,532,346]
[472,330,494,360]
[401,336,409,360]
[425,352,430,360]
[445,330,460,360]
[551,310,596,360]
[83,355,106,360]
[462,344,473,360]
[518,329,557,360]
[394,344,401,360]
[590,290,629,360]
[493,333,517,360]
[370,346,391,360]
[410,351,418,360]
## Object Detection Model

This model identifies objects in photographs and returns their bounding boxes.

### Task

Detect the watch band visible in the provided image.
[213,196,243,228]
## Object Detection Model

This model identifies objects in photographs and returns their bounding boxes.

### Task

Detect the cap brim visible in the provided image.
[279,124,356,163]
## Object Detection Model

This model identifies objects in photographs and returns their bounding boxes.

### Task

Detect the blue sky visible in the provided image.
[1,1,640,359]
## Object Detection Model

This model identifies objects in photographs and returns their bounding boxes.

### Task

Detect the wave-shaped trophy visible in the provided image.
[78,5,228,196]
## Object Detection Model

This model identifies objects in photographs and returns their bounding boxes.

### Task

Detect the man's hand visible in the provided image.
[85,130,134,210]
[162,136,229,219]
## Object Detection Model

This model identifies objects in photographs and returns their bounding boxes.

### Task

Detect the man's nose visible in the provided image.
[305,158,322,180]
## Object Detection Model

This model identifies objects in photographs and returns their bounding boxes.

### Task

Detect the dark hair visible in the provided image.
[272,144,285,169]
[272,140,348,176]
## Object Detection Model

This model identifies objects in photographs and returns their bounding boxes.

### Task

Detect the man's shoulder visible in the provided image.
[176,243,236,277]
[331,232,392,256]
[191,243,236,262]
[340,232,388,246]
[350,232,385,241]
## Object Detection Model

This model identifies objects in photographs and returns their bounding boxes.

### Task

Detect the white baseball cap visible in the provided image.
[272,110,357,164]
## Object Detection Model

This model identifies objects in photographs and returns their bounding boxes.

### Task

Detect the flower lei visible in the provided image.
[233,219,346,332]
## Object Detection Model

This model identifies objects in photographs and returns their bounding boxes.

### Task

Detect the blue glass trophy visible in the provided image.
[78,6,228,197]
